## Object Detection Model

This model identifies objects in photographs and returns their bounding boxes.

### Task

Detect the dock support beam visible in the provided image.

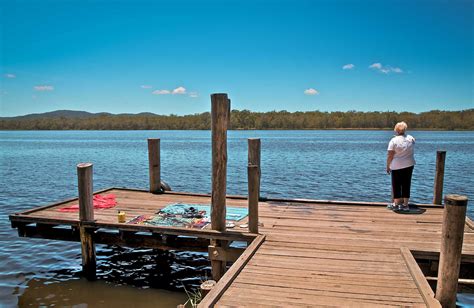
[435,194,468,308]
[77,163,96,280]
[148,138,161,193]
[433,150,446,205]
[210,93,230,281]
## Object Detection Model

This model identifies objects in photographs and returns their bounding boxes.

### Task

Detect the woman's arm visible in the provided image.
[387,150,395,174]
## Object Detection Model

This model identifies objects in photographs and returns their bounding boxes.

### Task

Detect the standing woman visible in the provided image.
[387,122,416,211]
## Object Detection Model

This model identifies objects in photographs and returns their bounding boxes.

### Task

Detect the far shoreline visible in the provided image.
[1,128,473,132]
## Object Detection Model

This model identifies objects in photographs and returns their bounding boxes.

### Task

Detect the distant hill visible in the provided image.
[1,109,473,130]
[1,110,115,120]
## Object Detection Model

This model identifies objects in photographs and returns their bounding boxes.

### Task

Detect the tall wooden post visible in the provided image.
[148,138,161,193]
[227,98,232,129]
[248,164,260,233]
[433,150,446,205]
[210,93,229,281]
[248,138,261,234]
[77,163,96,280]
[435,194,468,308]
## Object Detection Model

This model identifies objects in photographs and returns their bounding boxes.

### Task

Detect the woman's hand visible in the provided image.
[386,150,395,175]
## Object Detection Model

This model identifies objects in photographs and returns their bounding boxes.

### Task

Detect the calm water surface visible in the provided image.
[1,130,473,307]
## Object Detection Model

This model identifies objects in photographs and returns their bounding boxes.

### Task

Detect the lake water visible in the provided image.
[1,130,473,306]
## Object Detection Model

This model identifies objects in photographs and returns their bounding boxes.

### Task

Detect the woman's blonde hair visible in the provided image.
[394,121,408,135]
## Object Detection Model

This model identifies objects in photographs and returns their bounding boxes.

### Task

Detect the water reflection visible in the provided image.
[14,245,210,307]
[18,278,187,307]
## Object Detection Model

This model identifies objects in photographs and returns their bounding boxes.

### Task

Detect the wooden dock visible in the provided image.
[9,188,474,307]
[9,93,474,307]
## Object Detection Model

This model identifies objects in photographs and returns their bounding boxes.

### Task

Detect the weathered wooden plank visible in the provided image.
[198,235,265,308]
[401,247,441,308]
[224,282,425,304]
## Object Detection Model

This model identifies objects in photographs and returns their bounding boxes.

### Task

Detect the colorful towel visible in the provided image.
[159,203,248,221]
[58,194,118,212]
[126,214,210,229]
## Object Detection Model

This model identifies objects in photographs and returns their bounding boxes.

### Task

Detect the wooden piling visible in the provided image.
[77,163,96,280]
[433,150,446,205]
[210,93,230,281]
[148,138,161,193]
[248,164,260,234]
[435,194,468,308]
[200,280,217,298]
[227,98,231,129]
[211,94,228,231]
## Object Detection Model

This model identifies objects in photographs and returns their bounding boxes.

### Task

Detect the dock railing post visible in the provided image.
[77,162,96,280]
[433,150,446,205]
[248,138,261,234]
[435,194,468,308]
[210,93,229,281]
[248,165,260,234]
[148,138,161,193]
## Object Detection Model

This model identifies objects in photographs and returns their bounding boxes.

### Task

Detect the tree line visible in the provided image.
[1,109,473,130]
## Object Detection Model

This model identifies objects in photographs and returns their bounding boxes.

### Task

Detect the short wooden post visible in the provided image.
[77,163,96,280]
[210,93,230,281]
[148,138,161,193]
[433,150,446,205]
[248,164,260,233]
[435,194,468,308]
[200,280,217,298]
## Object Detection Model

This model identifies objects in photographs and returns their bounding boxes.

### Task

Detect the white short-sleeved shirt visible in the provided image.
[387,134,416,170]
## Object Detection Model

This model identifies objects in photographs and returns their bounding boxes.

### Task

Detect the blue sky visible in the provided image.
[1,0,473,116]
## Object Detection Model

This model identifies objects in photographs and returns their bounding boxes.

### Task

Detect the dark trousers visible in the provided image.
[391,166,414,199]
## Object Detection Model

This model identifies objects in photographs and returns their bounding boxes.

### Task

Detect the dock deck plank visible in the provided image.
[9,188,474,307]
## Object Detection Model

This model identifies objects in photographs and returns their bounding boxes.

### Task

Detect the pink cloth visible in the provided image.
[59,194,117,212]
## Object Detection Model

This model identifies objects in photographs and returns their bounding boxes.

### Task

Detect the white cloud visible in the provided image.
[140,85,152,89]
[151,86,190,95]
[342,64,355,70]
[172,86,186,94]
[391,67,403,73]
[152,89,171,95]
[304,88,319,95]
[34,85,54,91]
[5,73,16,78]
[369,63,403,74]
[369,63,382,70]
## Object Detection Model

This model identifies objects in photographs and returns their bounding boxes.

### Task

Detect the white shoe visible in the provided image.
[387,203,397,210]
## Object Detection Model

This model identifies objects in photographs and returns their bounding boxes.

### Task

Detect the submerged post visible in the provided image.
[248,164,260,233]
[435,194,468,308]
[210,93,230,281]
[77,162,96,280]
[148,138,161,193]
[433,150,446,205]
